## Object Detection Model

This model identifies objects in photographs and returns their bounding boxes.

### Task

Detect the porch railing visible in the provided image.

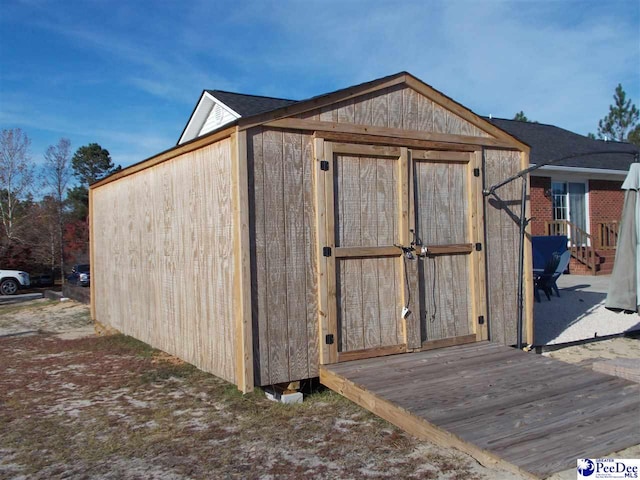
[545,220,596,273]
[597,221,619,250]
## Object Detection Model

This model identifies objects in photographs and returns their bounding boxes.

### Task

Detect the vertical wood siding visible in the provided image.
[248,127,318,385]
[333,154,403,352]
[414,160,472,341]
[300,85,491,138]
[334,155,398,248]
[336,257,402,351]
[484,149,522,345]
[92,139,237,384]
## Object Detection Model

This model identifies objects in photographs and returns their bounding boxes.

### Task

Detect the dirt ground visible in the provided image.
[545,336,640,366]
[0,298,94,339]
[1,300,638,479]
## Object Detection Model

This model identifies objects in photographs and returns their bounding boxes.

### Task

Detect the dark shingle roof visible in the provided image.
[486,118,639,171]
[207,90,298,116]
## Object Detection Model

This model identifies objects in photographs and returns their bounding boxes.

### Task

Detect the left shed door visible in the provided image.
[316,141,408,364]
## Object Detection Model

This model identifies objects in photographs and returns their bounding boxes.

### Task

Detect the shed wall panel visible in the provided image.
[92,139,237,384]
[299,85,491,138]
[333,153,403,353]
[484,149,522,345]
[414,160,472,341]
[248,127,318,385]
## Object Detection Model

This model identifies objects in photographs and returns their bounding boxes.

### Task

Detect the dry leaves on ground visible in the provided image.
[0,332,483,480]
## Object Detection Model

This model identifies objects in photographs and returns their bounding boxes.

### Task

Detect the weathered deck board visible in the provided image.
[320,342,640,479]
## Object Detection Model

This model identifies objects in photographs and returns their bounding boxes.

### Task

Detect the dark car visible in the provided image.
[31,274,54,287]
[68,264,90,287]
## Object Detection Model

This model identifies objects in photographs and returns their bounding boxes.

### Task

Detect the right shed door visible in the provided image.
[412,150,483,346]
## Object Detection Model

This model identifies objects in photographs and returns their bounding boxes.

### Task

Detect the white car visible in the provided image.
[0,269,30,295]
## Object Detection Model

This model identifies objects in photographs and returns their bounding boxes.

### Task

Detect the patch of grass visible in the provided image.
[0,299,56,316]
[221,381,245,400]
[70,333,158,358]
[69,309,92,323]
[102,334,158,357]
[138,361,199,384]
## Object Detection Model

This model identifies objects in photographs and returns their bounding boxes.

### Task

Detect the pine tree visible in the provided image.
[596,84,639,142]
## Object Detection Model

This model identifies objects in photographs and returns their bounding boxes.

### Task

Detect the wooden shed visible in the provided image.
[90,72,533,393]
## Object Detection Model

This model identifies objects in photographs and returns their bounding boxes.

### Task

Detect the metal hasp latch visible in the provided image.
[394,244,415,260]
[394,229,424,260]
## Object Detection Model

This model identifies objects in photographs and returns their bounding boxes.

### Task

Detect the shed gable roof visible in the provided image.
[178,90,298,145]
[487,118,639,172]
[178,72,523,148]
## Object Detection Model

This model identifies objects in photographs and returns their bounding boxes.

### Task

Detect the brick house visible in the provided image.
[488,118,639,275]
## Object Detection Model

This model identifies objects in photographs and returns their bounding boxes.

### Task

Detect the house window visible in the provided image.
[552,181,588,239]
[552,182,568,222]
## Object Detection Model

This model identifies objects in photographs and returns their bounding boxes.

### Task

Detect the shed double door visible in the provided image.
[315,140,486,365]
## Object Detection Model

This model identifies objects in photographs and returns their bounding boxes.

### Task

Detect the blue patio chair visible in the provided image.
[549,250,572,297]
[535,253,562,301]
[532,235,569,302]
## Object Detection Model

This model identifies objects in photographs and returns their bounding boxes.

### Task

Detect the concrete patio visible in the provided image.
[534,274,640,346]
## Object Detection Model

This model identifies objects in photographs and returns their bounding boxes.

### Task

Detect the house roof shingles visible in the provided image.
[486,118,639,172]
[207,90,298,117]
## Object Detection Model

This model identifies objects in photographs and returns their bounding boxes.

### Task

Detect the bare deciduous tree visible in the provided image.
[43,138,72,282]
[0,128,34,257]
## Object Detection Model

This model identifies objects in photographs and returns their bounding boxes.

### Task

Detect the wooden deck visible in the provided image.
[320,342,640,479]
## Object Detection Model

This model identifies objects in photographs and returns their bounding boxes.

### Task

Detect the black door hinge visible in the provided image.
[320,160,329,171]
[323,246,332,257]
[326,334,334,345]
[473,168,480,177]
[478,316,485,325]
[475,243,482,251]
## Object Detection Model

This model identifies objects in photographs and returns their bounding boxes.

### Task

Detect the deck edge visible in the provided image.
[319,365,540,480]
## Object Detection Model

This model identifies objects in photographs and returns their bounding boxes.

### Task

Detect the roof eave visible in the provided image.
[177,90,208,145]
[93,123,239,190]
[532,164,629,179]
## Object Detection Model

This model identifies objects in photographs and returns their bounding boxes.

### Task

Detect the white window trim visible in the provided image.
[551,177,590,237]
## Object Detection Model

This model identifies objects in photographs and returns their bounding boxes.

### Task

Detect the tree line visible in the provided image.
[0,129,120,280]
[513,83,640,146]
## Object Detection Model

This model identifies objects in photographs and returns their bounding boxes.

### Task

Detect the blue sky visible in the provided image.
[1,0,639,169]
